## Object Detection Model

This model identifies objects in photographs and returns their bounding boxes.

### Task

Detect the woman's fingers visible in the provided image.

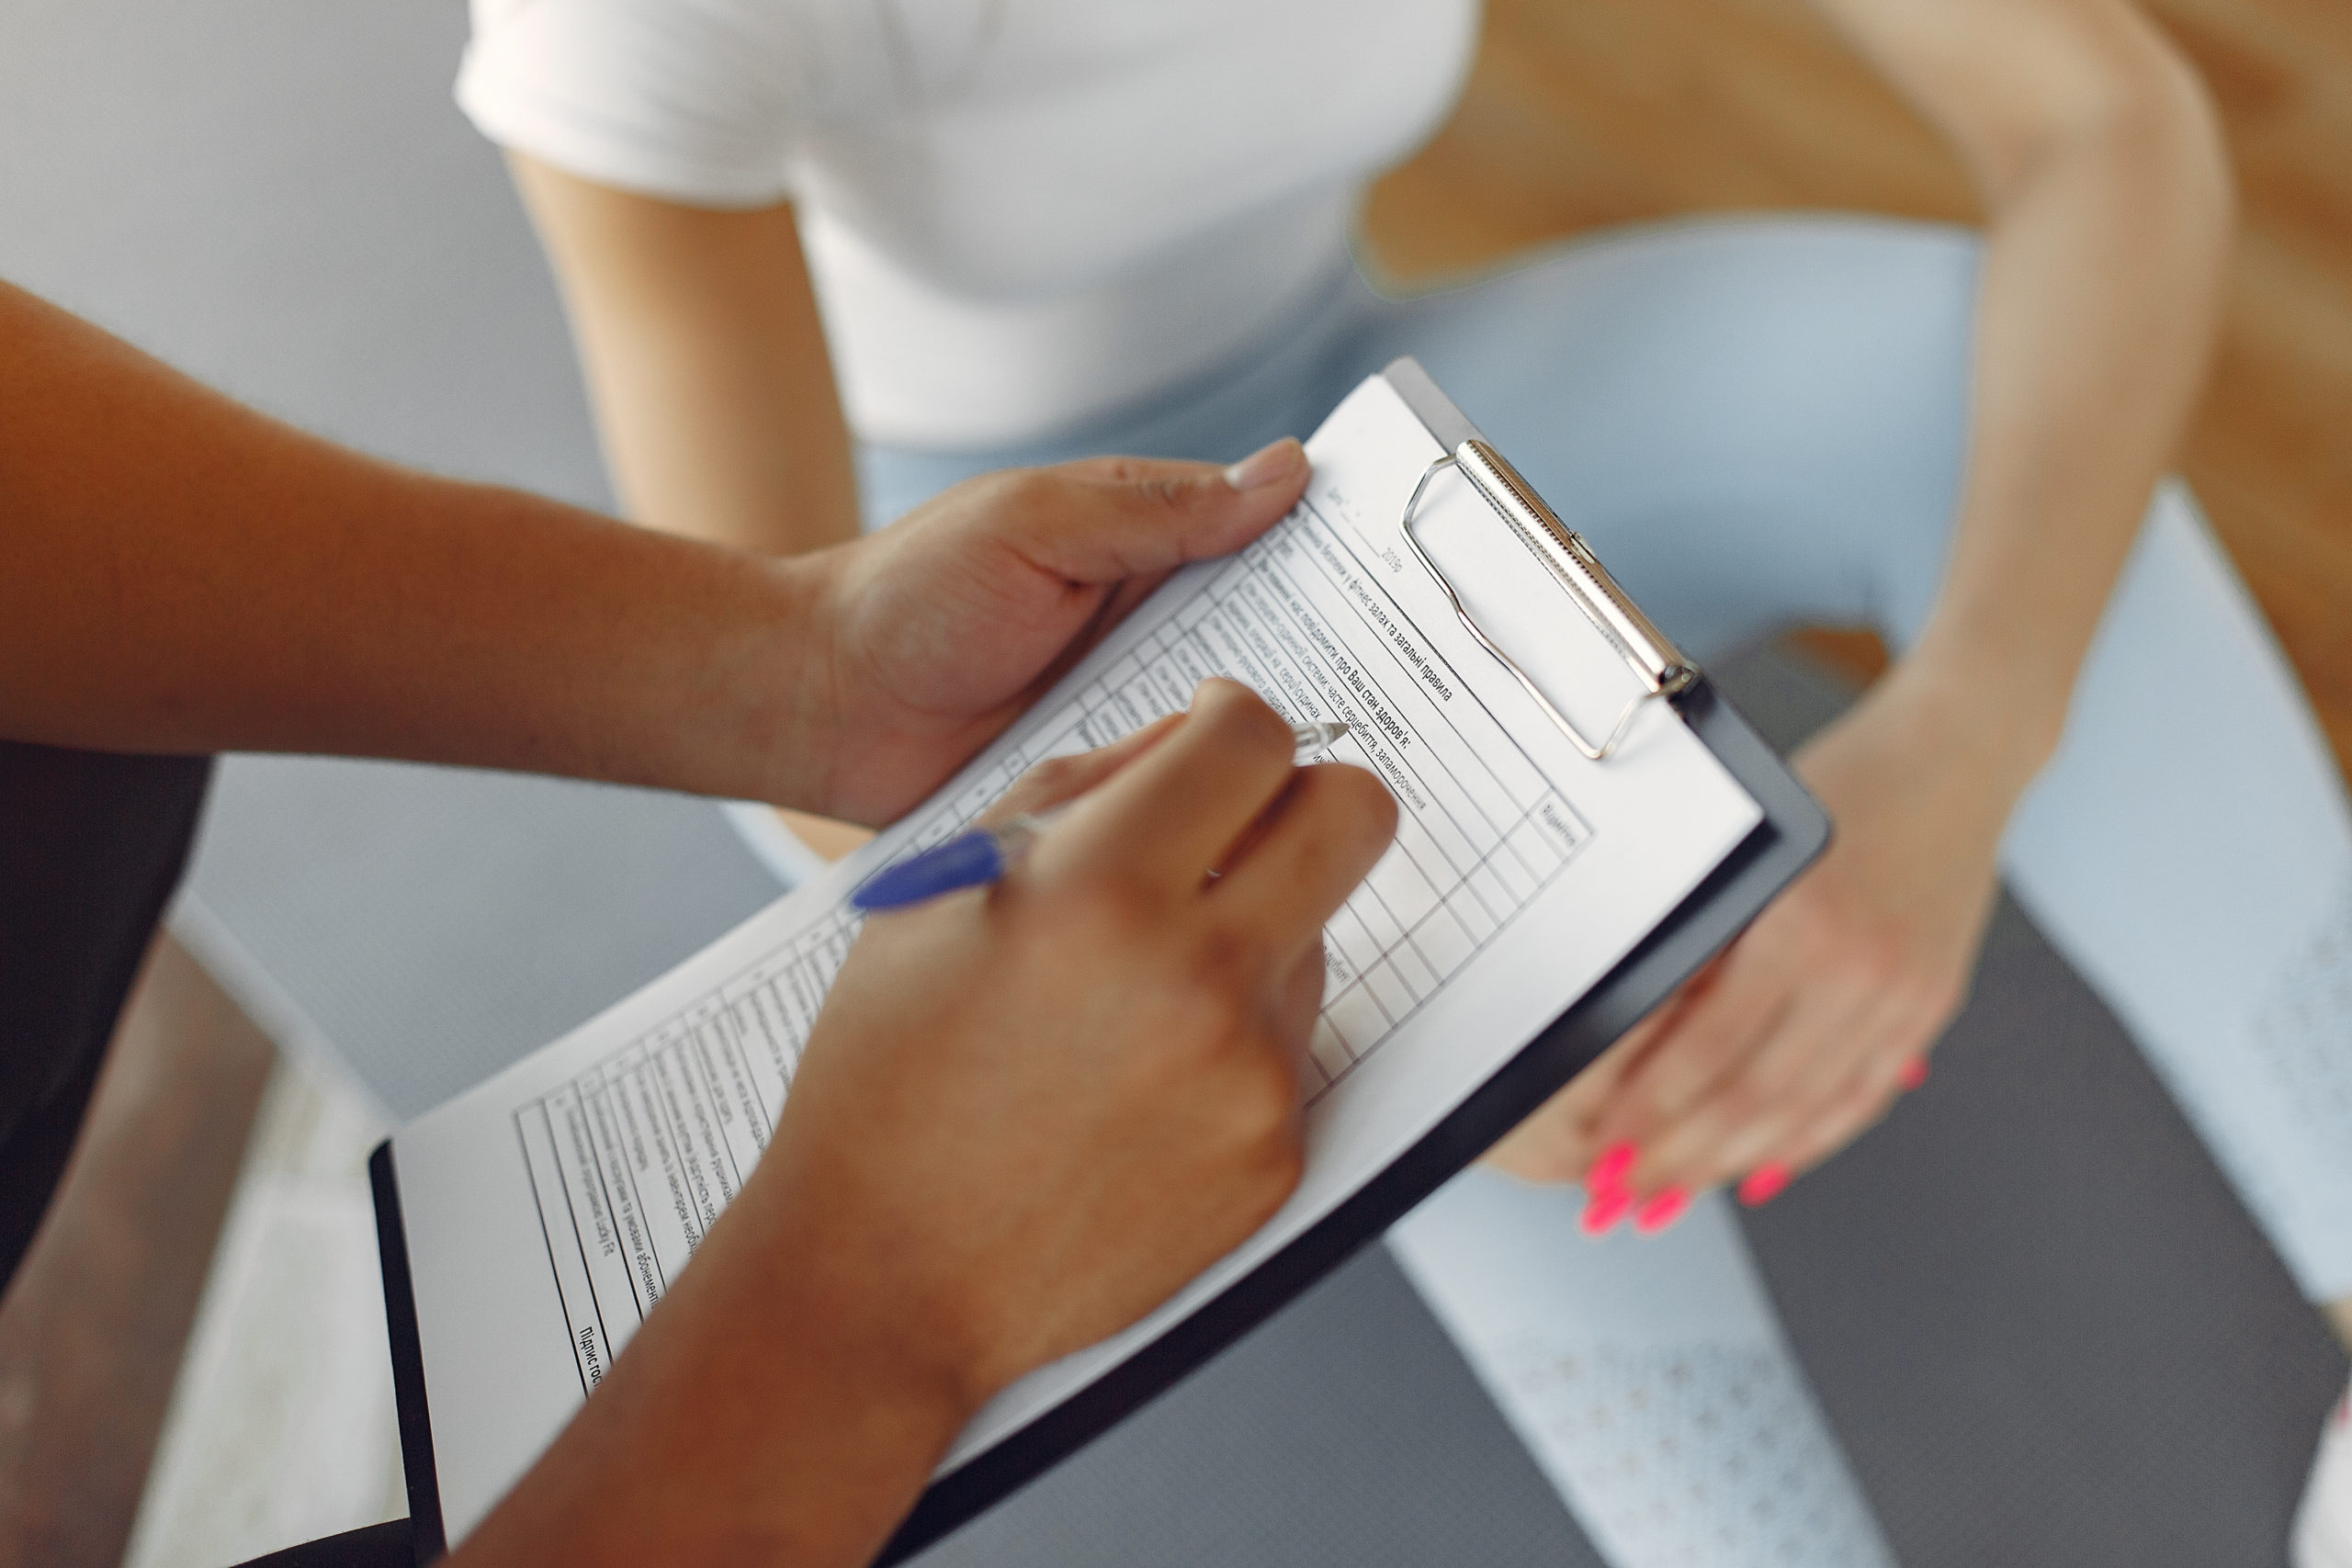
[1633,982,1894,1194]
[1734,1032,1940,1207]
[1480,1001,1668,1182]
[1584,929,1797,1161]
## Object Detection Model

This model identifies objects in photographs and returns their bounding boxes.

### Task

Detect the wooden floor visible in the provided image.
[1363,0,2352,780]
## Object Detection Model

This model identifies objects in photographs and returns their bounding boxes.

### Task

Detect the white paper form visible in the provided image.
[390,373,1764,1542]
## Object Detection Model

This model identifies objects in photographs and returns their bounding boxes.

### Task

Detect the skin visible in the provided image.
[7,281,1409,1562]
[0,274,1309,824]
[1488,0,2237,1213]
[454,687,1396,1568]
[500,0,2244,1235]
[502,0,2352,1342]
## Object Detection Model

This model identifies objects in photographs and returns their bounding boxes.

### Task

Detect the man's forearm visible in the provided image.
[1,280,827,806]
[451,1171,973,1568]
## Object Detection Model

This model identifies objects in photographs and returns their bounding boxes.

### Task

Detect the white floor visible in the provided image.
[123,1052,406,1568]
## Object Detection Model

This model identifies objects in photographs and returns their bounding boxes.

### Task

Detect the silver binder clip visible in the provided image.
[1400,440,1698,761]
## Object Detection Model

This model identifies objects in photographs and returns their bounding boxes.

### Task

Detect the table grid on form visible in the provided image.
[514,498,1594,1394]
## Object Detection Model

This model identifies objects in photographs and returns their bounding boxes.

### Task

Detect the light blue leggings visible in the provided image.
[859,216,2352,1567]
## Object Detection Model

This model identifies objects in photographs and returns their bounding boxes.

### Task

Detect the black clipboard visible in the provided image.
[370,357,1830,1566]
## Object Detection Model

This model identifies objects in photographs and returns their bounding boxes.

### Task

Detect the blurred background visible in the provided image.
[0,0,2346,1564]
[1368,0,2352,778]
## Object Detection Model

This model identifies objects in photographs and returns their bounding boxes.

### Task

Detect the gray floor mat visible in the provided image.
[1721,652,2348,1568]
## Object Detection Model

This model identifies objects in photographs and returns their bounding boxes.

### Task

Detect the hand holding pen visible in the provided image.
[854,717,1354,911]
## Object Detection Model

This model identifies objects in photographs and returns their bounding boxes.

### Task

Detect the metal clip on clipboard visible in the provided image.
[1401,439,1699,761]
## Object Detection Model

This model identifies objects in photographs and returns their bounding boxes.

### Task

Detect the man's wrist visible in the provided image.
[735,547,845,814]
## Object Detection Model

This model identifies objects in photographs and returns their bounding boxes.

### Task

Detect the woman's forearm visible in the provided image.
[508,154,863,557]
[1816,0,2233,773]
[0,279,826,805]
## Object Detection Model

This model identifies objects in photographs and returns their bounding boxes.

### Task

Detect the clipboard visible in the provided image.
[369,356,1829,1566]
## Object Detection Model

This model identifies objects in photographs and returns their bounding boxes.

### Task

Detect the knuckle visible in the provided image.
[1638,1057,1704,1116]
[1847,929,1907,988]
[1235,1049,1301,1140]
[1784,892,1846,954]
[1192,680,1289,750]
[1053,874,1160,950]
[1716,1078,1770,1127]
[1093,457,1204,513]
[1138,474,1197,513]
[1178,930,1261,1022]
[993,465,1060,513]
[1688,1026,1751,1076]
[1745,1050,1806,1101]
[1021,753,1085,797]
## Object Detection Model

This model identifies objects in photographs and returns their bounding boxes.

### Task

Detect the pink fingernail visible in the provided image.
[1898,1056,1930,1092]
[1632,1187,1690,1234]
[1579,1187,1633,1235]
[1736,1163,1790,1207]
[1587,1141,1635,1195]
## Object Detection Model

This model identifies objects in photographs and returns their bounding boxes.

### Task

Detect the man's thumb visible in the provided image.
[1043,439,1308,579]
[1221,438,1306,493]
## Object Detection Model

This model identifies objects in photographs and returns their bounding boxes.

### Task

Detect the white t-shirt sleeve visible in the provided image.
[455,0,823,209]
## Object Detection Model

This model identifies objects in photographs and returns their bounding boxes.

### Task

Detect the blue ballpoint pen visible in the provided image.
[850,719,1354,912]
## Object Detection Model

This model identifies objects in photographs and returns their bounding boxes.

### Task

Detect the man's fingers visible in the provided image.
[1210,762,1398,953]
[1042,680,1309,893]
[1015,442,1309,583]
[978,716,1182,827]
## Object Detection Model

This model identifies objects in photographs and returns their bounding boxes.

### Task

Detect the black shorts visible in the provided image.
[0,740,213,1293]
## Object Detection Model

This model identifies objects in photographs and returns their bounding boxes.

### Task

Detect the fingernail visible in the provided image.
[1224,438,1299,491]
[1898,1056,1930,1092]
[1586,1141,1635,1195]
[1632,1187,1690,1235]
[1736,1163,1790,1207]
[1578,1186,1632,1236]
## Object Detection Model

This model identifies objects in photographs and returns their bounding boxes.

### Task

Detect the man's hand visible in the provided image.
[458,682,1396,1568]
[1486,661,2031,1224]
[771,681,1394,1397]
[786,441,1309,823]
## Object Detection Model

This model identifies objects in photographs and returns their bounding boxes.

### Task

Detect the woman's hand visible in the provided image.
[1486,0,2231,1227]
[1486,659,2043,1224]
[781,442,1309,825]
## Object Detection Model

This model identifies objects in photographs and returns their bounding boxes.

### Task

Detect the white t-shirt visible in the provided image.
[458,0,1479,447]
